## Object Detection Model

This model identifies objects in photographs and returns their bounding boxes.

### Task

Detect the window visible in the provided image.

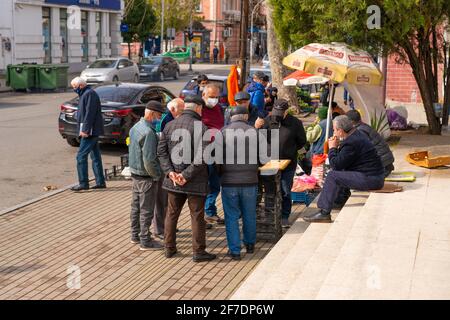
[139,89,163,104]
[81,11,88,62]
[89,59,117,68]
[95,87,141,104]
[96,12,102,57]
[42,7,51,64]
[195,3,202,12]
[60,9,68,63]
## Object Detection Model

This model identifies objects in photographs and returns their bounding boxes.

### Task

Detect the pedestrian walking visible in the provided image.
[128,101,165,250]
[219,106,260,260]
[70,77,106,192]
[213,46,219,64]
[157,95,216,262]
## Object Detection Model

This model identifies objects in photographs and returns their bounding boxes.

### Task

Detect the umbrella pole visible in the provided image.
[324,82,335,153]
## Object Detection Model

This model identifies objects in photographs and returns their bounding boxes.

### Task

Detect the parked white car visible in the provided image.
[262,54,270,68]
[80,58,140,85]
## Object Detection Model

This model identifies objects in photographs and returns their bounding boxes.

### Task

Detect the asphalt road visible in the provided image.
[0,64,231,211]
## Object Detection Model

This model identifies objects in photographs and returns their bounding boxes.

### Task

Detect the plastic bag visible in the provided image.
[311,154,327,187]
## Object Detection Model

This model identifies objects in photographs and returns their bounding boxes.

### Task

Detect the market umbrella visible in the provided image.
[282,43,384,150]
[283,70,329,87]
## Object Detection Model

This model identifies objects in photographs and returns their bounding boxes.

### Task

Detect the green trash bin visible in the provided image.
[36,64,69,90]
[6,64,38,90]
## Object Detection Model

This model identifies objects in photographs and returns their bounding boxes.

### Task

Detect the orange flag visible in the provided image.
[227,65,240,107]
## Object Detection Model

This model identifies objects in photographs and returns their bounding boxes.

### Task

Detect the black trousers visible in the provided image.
[318,170,384,212]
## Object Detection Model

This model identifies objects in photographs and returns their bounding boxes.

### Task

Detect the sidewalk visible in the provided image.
[0,178,306,300]
[232,131,450,300]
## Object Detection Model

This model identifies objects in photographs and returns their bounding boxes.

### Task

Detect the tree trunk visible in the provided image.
[128,42,131,60]
[265,0,298,111]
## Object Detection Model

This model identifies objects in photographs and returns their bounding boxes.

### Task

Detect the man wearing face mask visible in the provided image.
[202,84,226,225]
[303,115,385,223]
[256,99,307,227]
[128,100,165,250]
[70,77,106,192]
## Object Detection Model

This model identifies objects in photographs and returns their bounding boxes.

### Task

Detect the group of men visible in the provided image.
[70,72,395,262]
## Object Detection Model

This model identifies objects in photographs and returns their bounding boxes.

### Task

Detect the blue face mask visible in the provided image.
[74,87,83,96]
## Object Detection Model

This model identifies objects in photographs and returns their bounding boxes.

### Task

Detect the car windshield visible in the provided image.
[141,57,162,65]
[171,47,186,53]
[94,86,141,104]
[89,60,117,68]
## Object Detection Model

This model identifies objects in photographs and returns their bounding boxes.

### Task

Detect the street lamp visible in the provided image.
[250,0,265,67]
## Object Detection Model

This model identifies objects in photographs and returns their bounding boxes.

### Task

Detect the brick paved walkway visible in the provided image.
[0,179,305,300]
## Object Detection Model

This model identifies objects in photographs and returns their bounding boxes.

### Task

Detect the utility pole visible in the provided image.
[161,0,165,54]
[189,1,193,72]
[238,0,250,89]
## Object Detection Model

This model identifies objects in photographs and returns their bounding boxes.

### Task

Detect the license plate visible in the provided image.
[140,73,148,76]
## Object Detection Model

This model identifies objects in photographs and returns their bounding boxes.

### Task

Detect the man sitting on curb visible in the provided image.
[303,115,385,223]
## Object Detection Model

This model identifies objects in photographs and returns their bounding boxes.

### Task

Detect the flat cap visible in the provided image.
[146,100,165,113]
[184,95,205,107]
[273,98,289,110]
[234,91,251,101]
[230,105,249,118]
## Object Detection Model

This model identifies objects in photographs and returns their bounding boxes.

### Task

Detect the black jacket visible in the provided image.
[77,87,104,137]
[157,110,209,196]
[262,114,307,170]
[355,123,395,169]
[218,119,260,186]
[329,129,384,177]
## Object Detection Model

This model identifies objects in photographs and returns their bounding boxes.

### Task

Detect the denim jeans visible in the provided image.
[205,164,221,217]
[222,185,258,254]
[281,166,296,219]
[76,137,105,188]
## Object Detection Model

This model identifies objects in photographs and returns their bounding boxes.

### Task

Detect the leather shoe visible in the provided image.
[246,244,255,254]
[71,185,89,192]
[91,184,106,190]
[226,251,241,261]
[303,210,332,223]
[193,251,216,262]
[165,249,178,258]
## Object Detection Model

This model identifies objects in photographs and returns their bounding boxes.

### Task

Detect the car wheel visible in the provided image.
[160,72,165,82]
[66,137,80,147]
[174,69,179,80]
[113,76,119,84]
[134,74,139,83]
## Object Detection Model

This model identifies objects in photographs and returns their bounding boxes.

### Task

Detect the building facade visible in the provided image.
[0,0,123,77]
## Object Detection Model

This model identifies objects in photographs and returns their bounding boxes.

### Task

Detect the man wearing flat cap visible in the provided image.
[224,91,259,126]
[256,98,307,227]
[128,100,165,251]
[158,95,217,262]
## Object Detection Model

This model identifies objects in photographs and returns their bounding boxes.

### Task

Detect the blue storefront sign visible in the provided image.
[44,0,121,11]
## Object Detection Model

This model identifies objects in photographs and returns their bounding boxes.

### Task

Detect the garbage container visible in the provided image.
[6,63,38,90]
[36,64,69,90]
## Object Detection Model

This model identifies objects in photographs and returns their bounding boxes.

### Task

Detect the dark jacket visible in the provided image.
[224,104,258,126]
[328,129,384,177]
[157,110,209,196]
[157,111,174,133]
[218,119,259,186]
[262,114,307,170]
[77,87,104,137]
[247,82,267,118]
[355,122,395,169]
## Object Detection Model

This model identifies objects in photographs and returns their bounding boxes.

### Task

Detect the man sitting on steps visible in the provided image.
[303,115,385,223]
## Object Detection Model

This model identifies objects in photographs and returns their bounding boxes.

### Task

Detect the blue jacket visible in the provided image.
[128,118,162,179]
[328,129,384,177]
[157,111,174,133]
[77,87,104,137]
[246,82,267,118]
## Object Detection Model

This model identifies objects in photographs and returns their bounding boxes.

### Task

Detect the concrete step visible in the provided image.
[284,192,368,299]
[315,184,426,299]
[231,200,327,300]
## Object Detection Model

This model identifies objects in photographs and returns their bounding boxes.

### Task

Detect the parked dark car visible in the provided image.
[179,74,229,107]
[58,83,176,147]
[139,56,180,82]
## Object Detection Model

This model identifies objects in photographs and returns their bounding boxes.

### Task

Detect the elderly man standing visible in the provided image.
[202,84,225,225]
[70,77,106,191]
[129,101,165,250]
[219,106,260,260]
[158,95,216,262]
[303,116,385,223]
[152,98,185,240]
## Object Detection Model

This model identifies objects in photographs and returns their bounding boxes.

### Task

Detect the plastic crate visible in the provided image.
[292,191,311,206]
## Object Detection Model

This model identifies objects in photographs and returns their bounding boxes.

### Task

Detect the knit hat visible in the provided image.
[317,107,329,120]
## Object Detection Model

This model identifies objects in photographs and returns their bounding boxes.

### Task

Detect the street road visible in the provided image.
[0,64,231,211]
